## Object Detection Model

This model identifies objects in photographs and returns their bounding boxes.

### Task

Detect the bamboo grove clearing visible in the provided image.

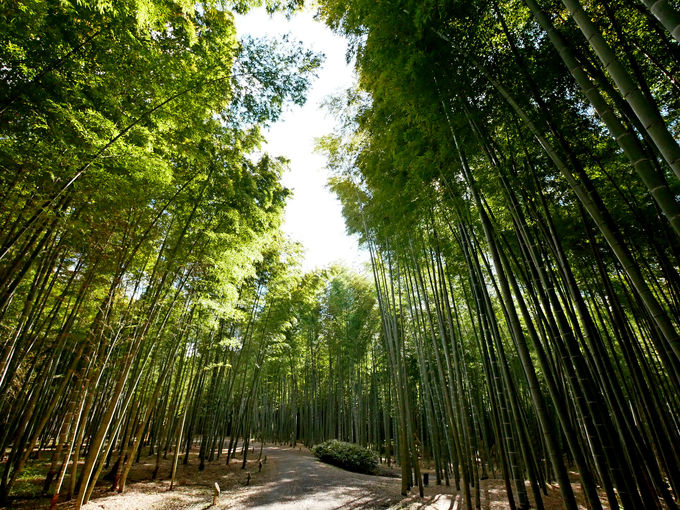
[2,0,680,509]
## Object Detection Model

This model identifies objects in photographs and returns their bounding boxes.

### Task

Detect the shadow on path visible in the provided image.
[224,446,401,509]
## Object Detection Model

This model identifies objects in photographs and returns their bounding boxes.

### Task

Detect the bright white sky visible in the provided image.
[234,8,369,273]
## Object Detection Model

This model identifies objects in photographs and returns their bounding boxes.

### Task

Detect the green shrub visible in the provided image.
[312,440,379,474]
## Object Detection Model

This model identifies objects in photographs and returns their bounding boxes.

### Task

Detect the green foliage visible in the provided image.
[0,0,324,499]
[312,439,379,474]
[314,0,680,506]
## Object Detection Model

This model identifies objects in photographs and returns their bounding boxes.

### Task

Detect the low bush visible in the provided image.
[311,440,379,474]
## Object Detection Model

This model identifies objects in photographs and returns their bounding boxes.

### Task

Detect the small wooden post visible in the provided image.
[212,482,220,506]
[245,472,251,486]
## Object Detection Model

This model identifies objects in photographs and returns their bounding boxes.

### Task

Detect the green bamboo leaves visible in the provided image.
[0,0,321,504]
[317,0,680,507]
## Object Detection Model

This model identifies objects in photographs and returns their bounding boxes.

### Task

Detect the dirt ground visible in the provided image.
[6,444,608,509]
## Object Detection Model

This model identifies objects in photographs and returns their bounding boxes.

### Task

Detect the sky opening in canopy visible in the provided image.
[234,7,369,273]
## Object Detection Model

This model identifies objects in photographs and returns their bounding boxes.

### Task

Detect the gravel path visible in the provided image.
[222,446,405,509]
[73,445,457,510]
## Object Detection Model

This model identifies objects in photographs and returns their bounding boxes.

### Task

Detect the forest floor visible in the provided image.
[7,444,608,509]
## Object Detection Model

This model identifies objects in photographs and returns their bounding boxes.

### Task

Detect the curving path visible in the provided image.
[223,446,404,509]
[75,445,458,510]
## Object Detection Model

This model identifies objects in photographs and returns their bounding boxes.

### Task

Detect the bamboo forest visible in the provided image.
[2,0,680,509]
